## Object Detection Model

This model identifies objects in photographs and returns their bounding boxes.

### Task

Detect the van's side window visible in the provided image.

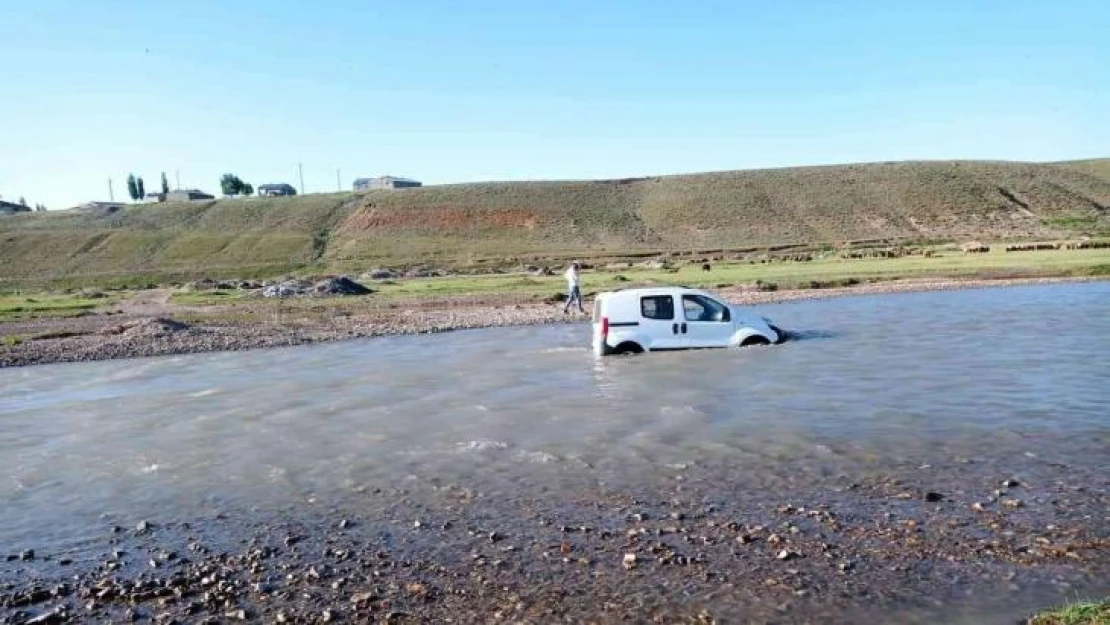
[683,295,730,322]
[640,295,674,320]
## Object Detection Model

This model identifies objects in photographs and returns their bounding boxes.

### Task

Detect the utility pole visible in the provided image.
[108,178,114,202]
[298,162,305,195]
[175,170,180,190]
[336,168,341,192]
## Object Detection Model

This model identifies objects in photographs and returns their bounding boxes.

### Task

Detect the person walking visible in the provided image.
[563,261,585,314]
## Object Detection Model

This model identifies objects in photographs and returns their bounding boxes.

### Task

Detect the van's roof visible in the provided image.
[597,286,709,298]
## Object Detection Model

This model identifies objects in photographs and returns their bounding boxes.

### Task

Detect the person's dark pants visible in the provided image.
[564,286,584,312]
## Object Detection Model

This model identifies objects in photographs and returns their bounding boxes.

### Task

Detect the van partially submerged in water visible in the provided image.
[592,287,785,356]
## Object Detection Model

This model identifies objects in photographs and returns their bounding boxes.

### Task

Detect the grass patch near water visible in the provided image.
[0,294,114,321]
[1028,599,1109,625]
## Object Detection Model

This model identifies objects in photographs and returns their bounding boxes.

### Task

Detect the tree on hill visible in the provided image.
[161,172,170,194]
[137,177,146,200]
[219,173,252,196]
[18,196,27,207]
[126,174,139,202]
[35,203,47,212]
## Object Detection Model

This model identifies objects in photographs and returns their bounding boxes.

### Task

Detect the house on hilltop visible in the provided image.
[166,189,215,202]
[353,176,422,191]
[0,200,31,215]
[258,183,298,197]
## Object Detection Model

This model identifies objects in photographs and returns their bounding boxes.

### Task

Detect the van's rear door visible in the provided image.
[591,296,606,354]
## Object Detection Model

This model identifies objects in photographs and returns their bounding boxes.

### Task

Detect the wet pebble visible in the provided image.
[924,492,944,503]
[622,553,637,570]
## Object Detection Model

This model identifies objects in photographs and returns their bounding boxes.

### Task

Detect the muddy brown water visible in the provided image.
[1,282,1108,623]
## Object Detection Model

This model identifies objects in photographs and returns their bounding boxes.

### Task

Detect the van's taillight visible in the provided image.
[601,316,609,338]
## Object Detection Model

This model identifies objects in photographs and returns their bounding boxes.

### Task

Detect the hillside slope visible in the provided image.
[2,159,1108,285]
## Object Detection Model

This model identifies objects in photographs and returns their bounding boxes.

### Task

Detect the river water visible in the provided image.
[2,283,1108,620]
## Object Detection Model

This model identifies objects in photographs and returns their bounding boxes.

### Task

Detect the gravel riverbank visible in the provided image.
[0,276,1101,368]
[2,461,1106,624]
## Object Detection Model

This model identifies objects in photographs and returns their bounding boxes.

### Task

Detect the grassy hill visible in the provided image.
[2,159,1108,288]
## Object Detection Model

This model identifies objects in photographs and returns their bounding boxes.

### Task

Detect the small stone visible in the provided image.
[275,612,288,623]
[338,519,350,529]
[225,609,247,621]
[776,549,799,561]
[135,520,150,533]
[622,553,637,570]
[1001,479,1020,488]
[20,549,35,561]
[838,560,853,572]
[1003,498,1024,509]
[736,534,755,545]
[413,520,422,529]
[488,531,502,543]
[971,502,987,512]
[670,512,685,521]
[924,492,944,502]
[321,609,334,623]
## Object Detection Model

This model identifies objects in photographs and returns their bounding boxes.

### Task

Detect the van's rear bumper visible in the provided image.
[592,327,613,356]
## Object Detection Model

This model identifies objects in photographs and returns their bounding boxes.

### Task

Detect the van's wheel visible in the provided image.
[740,335,771,347]
[613,342,644,355]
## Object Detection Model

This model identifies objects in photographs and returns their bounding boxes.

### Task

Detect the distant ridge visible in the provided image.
[1,158,1108,285]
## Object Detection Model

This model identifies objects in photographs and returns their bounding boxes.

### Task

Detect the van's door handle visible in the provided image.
[681,323,687,334]
[672,323,679,334]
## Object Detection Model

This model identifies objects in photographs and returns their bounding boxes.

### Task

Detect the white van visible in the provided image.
[592,287,785,356]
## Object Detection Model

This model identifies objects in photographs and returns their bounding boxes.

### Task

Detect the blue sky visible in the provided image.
[1,0,1107,209]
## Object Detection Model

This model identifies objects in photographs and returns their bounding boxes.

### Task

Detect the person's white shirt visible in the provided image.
[565,266,580,288]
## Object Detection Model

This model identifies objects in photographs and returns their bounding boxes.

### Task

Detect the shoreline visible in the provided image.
[0,275,1104,369]
[2,454,1107,624]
